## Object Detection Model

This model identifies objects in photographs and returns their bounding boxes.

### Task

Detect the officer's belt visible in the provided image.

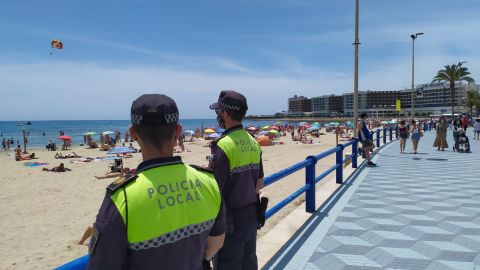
[228,203,256,218]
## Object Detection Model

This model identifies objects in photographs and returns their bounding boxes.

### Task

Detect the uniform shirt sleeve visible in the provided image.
[88,193,128,270]
[211,145,230,193]
[209,199,226,236]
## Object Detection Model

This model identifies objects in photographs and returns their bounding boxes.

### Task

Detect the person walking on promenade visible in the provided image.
[209,90,264,270]
[409,120,422,154]
[88,94,226,270]
[433,117,449,151]
[398,120,409,154]
[357,113,376,166]
[474,118,480,140]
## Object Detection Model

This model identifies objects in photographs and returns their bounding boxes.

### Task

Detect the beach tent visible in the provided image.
[207,133,220,138]
[108,146,136,155]
[256,135,272,146]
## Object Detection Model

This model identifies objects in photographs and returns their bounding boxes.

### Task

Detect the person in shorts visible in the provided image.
[357,113,376,166]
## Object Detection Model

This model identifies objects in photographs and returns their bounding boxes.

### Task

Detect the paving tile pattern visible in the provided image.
[305,131,480,270]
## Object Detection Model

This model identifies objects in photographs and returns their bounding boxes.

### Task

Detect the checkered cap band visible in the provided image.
[131,112,179,125]
[220,103,242,111]
[131,114,143,125]
[128,219,215,251]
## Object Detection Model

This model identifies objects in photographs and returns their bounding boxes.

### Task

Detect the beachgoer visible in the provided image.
[1,138,6,150]
[209,90,264,269]
[461,115,469,130]
[42,163,71,172]
[409,120,422,154]
[88,94,225,270]
[357,113,376,166]
[398,120,409,154]
[433,117,449,150]
[95,167,131,179]
[55,152,80,159]
[473,118,480,140]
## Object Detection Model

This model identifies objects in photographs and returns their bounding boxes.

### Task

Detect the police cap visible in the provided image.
[131,94,179,126]
[209,90,248,112]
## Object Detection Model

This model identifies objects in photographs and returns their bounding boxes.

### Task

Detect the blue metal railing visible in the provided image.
[56,126,399,270]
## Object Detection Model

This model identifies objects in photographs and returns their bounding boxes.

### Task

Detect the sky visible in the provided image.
[0,0,479,120]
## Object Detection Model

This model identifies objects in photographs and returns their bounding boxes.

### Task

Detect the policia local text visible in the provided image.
[147,179,203,209]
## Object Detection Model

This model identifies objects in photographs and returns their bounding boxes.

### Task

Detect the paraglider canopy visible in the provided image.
[51,39,63,49]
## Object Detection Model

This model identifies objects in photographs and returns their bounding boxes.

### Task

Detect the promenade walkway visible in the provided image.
[264,131,480,270]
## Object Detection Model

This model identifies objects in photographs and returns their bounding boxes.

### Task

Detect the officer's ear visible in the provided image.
[175,124,182,140]
[129,125,139,142]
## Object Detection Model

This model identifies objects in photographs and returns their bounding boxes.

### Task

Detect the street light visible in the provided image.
[352,0,360,137]
[410,32,424,120]
[453,61,467,117]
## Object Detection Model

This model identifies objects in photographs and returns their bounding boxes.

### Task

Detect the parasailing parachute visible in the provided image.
[51,39,63,49]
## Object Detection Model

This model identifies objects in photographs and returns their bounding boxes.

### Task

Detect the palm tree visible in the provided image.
[465,88,480,115]
[432,63,475,118]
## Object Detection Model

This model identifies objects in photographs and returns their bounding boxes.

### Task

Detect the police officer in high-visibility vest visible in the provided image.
[88,94,226,270]
[209,90,264,270]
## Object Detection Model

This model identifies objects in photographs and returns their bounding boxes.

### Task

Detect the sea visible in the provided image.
[0,119,292,148]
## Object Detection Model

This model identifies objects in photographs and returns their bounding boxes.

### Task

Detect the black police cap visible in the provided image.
[131,94,179,126]
[209,90,248,112]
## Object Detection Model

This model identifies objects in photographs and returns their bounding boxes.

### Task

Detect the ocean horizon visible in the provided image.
[0,119,291,148]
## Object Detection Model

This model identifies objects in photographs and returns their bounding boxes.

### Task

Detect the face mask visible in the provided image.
[216,113,226,129]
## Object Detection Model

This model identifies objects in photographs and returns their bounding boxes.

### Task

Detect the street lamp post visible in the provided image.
[353,0,360,137]
[453,61,467,118]
[410,32,423,120]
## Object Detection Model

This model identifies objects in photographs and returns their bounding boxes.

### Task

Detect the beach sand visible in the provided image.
[0,130,349,269]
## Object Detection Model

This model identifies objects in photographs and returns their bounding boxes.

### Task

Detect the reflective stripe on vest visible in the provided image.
[110,163,221,249]
[217,129,261,173]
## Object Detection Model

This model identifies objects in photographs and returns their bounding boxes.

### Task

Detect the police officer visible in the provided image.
[88,94,226,270]
[209,90,264,270]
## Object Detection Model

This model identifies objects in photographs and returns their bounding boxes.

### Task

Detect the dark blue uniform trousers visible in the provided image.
[216,205,257,270]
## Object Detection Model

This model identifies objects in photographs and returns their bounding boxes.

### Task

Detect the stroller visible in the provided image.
[453,127,470,153]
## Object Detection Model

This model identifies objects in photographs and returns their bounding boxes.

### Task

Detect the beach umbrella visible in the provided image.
[390,119,398,124]
[299,122,308,126]
[269,129,279,134]
[261,125,270,130]
[184,130,195,135]
[58,135,71,140]
[247,126,257,131]
[83,131,97,136]
[308,126,320,131]
[204,128,215,133]
[207,132,220,138]
[216,128,225,133]
[271,125,280,130]
[102,131,114,135]
[313,122,320,125]
[329,122,340,126]
[274,121,282,126]
[259,131,269,135]
[381,121,389,124]
[256,135,272,146]
[108,146,136,155]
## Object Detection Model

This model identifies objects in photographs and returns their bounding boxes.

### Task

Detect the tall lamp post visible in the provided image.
[453,61,467,118]
[353,0,360,137]
[410,32,423,119]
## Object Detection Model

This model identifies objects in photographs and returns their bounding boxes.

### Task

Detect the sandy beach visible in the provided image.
[0,130,346,269]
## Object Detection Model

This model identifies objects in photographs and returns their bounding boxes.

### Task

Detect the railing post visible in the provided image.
[352,138,358,168]
[336,145,344,184]
[305,156,316,213]
[376,129,381,147]
[383,127,387,144]
[389,127,393,141]
[395,126,399,139]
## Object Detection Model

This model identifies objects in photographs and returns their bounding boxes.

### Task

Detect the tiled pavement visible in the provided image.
[264,130,480,270]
